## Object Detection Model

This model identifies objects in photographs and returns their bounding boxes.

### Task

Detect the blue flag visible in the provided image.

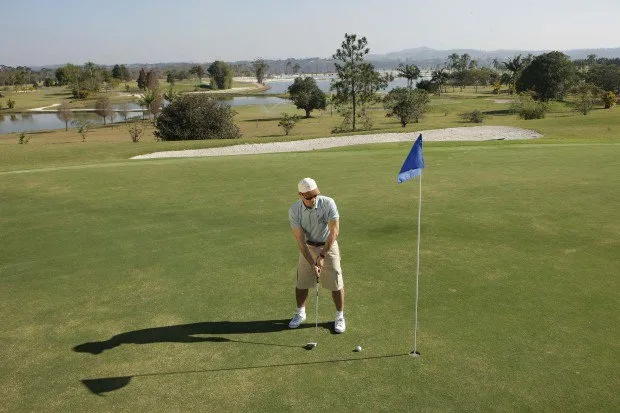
[397,134,425,183]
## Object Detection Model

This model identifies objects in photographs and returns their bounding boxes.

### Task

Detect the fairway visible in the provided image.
[1,140,618,411]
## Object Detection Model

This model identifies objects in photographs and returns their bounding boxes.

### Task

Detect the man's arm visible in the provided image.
[292,227,320,272]
[316,219,339,269]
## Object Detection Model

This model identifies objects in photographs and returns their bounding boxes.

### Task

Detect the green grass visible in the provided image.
[1,136,619,411]
[0,90,618,410]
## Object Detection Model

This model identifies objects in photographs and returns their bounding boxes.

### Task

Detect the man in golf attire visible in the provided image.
[288,177,346,333]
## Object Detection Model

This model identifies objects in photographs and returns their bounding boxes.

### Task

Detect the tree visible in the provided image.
[112,64,122,80]
[189,65,205,83]
[94,97,114,125]
[396,64,421,88]
[287,77,327,118]
[502,55,527,94]
[138,89,163,119]
[516,51,577,101]
[56,100,73,131]
[120,65,132,83]
[331,33,390,131]
[117,102,130,122]
[137,68,147,90]
[430,68,449,96]
[602,91,616,109]
[146,70,159,91]
[571,82,600,115]
[278,113,299,135]
[415,79,439,94]
[207,61,233,90]
[71,119,93,142]
[586,64,620,93]
[383,87,430,127]
[154,94,241,141]
[252,59,269,84]
[292,63,301,74]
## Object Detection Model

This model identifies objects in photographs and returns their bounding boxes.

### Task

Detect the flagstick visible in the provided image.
[411,170,422,357]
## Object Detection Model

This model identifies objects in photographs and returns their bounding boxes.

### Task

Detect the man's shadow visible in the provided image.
[73,319,331,355]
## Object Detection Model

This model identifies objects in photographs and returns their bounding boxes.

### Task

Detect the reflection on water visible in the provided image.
[263,76,431,94]
[0,96,289,134]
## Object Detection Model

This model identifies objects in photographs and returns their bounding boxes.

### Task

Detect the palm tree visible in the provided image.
[431,68,450,97]
[396,63,421,88]
[502,55,526,94]
[447,53,460,72]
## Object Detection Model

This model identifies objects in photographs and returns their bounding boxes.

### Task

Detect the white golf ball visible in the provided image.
[355,345,362,352]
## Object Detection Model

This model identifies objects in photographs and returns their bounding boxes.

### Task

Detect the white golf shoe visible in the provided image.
[334,316,346,333]
[288,312,306,329]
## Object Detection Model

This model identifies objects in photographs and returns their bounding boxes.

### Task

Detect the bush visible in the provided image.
[127,119,146,142]
[461,109,485,123]
[278,113,299,135]
[18,132,29,144]
[71,89,90,99]
[384,88,430,127]
[154,94,241,141]
[511,94,548,119]
[602,91,617,109]
[7,98,15,109]
[415,80,439,94]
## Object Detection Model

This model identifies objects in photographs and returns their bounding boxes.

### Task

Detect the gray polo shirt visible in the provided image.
[289,195,339,243]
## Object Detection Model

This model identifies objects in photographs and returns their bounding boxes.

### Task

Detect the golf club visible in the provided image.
[305,275,320,349]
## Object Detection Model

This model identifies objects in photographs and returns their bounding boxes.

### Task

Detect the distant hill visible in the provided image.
[26,47,620,72]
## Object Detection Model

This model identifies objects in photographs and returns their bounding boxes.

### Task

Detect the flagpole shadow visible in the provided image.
[81,353,411,395]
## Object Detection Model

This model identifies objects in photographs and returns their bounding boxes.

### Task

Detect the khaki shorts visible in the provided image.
[296,240,344,291]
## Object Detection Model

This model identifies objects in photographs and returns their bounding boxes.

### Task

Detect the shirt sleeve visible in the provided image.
[326,198,339,221]
[289,204,301,228]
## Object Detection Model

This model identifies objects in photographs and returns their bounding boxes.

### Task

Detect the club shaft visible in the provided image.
[314,281,319,343]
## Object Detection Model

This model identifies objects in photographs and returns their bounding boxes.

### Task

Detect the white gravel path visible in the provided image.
[131,126,542,160]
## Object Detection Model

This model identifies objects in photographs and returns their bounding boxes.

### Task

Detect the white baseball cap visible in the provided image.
[298,177,320,194]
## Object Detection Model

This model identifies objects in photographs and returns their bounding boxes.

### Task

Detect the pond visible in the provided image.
[0,96,289,134]
[263,75,431,94]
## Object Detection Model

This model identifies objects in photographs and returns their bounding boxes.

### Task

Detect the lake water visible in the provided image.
[0,96,288,134]
[263,75,430,94]
[0,78,430,134]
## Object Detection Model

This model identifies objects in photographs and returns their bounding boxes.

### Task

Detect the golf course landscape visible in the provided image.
[1,84,618,411]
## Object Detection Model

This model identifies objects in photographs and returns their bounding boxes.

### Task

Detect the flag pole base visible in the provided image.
[410,350,421,357]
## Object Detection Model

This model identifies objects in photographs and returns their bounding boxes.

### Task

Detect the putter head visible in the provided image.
[305,342,317,350]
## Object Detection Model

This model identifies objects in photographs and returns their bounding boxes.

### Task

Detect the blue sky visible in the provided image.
[2,0,619,66]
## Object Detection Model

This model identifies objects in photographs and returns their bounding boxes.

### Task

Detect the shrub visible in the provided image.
[7,98,15,109]
[571,82,600,115]
[415,80,439,94]
[278,113,299,136]
[18,132,29,144]
[154,94,241,141]
[602,91,617,109]
[72,119,93,142]
[127,119,146,142]
[511,94,548,119]
[71,89,90,99]
[461,109,485,123]
[383,88,430,127]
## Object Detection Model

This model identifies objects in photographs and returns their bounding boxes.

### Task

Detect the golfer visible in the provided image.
[288,177,346,333]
